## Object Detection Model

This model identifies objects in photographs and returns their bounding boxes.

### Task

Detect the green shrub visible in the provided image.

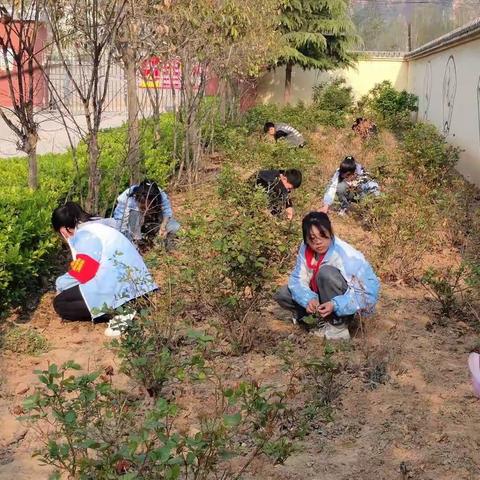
[243,102,344,135]
[312,78,353,113]
[22,361,291,479]
[243,104,281,134]
[312,109,347,128]
[359,80,417,128]
[0,187,63,309]
[402,122,460,180]
[421,263,480,319]
[110,305,213,397]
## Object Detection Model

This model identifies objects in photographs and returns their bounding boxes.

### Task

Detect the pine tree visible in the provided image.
[276,0,360,103]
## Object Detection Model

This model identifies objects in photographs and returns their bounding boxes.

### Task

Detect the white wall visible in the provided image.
[407,37,480,185]
[256,57,408,105]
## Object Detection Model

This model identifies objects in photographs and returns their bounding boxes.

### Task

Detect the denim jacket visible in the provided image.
[113,185,174,234]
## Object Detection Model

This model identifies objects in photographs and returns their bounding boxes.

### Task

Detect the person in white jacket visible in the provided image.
[52,202,157,336]
[274,211,380,340]
[113,179,180,249]
[319,156,380,215]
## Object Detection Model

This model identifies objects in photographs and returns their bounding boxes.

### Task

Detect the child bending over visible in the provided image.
[113,179,180,249]
[320,156,379,215]
[264,122,305,147]
[253,168,302,220]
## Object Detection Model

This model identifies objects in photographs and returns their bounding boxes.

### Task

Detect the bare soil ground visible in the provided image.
[1,128,480,480]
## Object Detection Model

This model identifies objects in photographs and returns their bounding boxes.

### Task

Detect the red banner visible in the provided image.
[140,57,182,89]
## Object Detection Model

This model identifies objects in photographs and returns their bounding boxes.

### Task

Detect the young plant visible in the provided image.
[421,264,478,318]
[22,362,293,479]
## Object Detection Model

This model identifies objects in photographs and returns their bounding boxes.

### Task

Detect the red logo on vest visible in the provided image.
[68,254,100,284]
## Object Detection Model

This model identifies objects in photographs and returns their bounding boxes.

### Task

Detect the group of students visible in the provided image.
[51,180,179,336]
[51,121,380,341]
[254,124,381,340]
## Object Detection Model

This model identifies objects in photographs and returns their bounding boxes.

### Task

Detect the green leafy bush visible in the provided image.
[0,184,66,310]
[243,103,281,134]
[402,122,460,179]
[312,78,353,113]
[111,306,212,397]
[359,80,418,128]
[421,263,480,319]
[243,101,347,136]
[361,119,461,282]
[22,361,291,479]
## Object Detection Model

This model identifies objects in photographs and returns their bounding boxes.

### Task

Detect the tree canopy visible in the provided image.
[274,0,360,102]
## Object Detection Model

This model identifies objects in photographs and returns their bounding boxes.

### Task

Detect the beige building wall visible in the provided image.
[407,36,480,185]
[256,57,408,105]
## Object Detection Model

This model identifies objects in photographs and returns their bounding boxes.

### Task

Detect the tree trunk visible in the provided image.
[124,49,141,184]
[284,61,293,105]
[86,133,101,213]
[26,132,39,190]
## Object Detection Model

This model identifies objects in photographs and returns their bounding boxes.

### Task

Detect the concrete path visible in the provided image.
[0,111,127,158]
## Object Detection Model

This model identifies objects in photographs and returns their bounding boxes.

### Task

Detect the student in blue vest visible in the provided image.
[52,202,157,336]
[113,179,180,250]
[274,211,380,340]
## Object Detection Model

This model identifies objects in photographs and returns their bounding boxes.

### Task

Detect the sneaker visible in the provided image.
[104,312,136,337]
[311,322,350,341]
[291,315,298,325]
[337,208,347,217]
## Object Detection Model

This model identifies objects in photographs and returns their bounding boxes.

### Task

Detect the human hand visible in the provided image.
[318,204,329,214]
[158,227,168,239]
[317,301,334,318]
[285,207,294,220]
[306,299,320,314]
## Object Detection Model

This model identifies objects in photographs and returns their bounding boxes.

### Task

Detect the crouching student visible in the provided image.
[52,202,157,336]
[113,179,180,250]
[352,117,377,140]
[274,212,380,340]
[253,168,302,220]
[320,155,380,215]
[264,122,306,147]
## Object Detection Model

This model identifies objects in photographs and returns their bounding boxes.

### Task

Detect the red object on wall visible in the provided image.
[0,19,48,108]
[140,57,182,89]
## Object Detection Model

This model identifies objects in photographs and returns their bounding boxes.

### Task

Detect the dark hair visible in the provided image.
[132,179,161,206]
[302,212,334,244]
[51,202,94,232]
[339,155,356,178]
[283,168,302,188]
[264,122,275,133]
[352,117,363,129]
[131,179,163,222]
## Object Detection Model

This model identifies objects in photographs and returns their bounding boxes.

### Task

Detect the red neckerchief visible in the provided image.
[305,246,326,293]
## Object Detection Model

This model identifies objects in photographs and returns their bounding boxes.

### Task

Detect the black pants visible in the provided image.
[53,286,156,322]
[53,286,111,323]
[274,265,354,325]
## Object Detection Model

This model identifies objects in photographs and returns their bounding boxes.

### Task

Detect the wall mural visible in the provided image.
[422,61,432,120]
[442,55,457,136]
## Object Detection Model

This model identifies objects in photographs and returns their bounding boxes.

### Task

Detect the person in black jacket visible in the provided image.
[253,168,302,220]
